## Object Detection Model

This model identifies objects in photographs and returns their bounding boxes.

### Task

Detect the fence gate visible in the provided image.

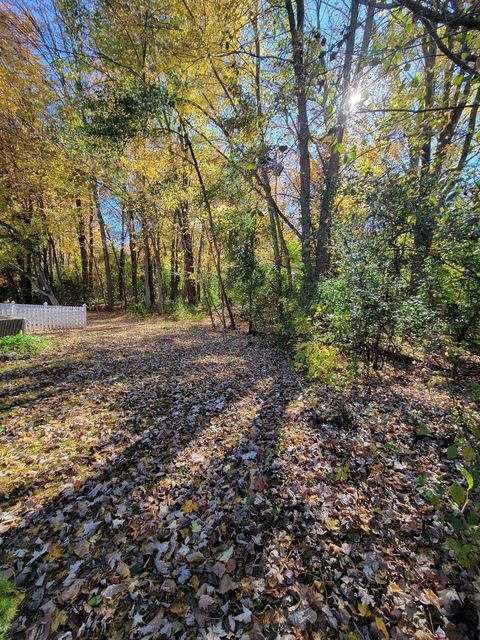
[0,301,87,332]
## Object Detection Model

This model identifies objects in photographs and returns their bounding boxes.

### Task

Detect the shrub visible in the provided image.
[0,335,52,360]
[0,575,17,639]
[294,337,348,388]
[417,397,480,568]
[164,299,203,321]
[126,302,156,318]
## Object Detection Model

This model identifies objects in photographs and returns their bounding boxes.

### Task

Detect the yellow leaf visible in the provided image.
[375,616,390,639]
[47,544,64,560]
[181,500,197,513]
[52,609,68,632]
[322,515,340,532]
[423,588,441,610]
[190,575,200,590]
[357,602,371,617]
[170,601,187,616]
[312,580,325,594]
[388,582,402,596]
[116,562,130,578]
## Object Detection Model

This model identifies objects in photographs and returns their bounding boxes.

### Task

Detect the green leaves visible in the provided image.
[462,444,476,462]
[0,575,18,638]
[411,74,420,88]
[0,335,52,360]
[458,465,474,490]
[469,381,480,402]
[450,482,466,506]
[416,426,431,437]
[83,80,172,143]
[87,594,102,607]
[447,445,458,459]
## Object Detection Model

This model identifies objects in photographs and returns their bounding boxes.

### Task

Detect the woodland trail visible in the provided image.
[0,315,477,639]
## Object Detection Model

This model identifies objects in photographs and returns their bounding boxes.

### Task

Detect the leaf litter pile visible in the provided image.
[0,314,479,639]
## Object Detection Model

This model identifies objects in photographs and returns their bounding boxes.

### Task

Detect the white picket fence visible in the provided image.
[0,301,87,332]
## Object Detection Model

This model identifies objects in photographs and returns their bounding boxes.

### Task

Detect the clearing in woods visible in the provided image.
[0,315,477,638]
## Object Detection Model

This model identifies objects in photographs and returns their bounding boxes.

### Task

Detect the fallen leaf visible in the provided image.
[375,616,390,640]
[198,594,215,610]
[56,579,84,604]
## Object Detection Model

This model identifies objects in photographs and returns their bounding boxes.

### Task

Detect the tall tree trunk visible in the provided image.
[457,86,480,173]
[410,32,436,288]
[49,234,63,301]
[253,17,283,304]
[20,253,33,303]
[316,0,359,277]
[128,208,139,303]
[178,154,196,305]
[196,227,205,303]
[152,231,165,314]
[170,208,180,301]
[183,126,236,329]
[285,0,312,290]
[276,215,293,291]
[179,203,196,304]
[141,217,155,309]
[93,255,105,303]
[92,180,114,311]
[119,210,127,309]
[107,225,123,303]
[88,198,94,302]
[75,197,89,301]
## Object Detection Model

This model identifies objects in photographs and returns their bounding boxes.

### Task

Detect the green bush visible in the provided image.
[417,394,480,568]
[0,335,52,360]
[312,257,414,369]
[294,337,348,388]
[164,299,203,321]
[126,302,157,318]
[430,198,480,345]
[0,575,17,639]
[226,209,270,333]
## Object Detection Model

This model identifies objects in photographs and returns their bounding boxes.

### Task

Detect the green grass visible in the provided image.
[0,334,52,360]
[0,576,17,639]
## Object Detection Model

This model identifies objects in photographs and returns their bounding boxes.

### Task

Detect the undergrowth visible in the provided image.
[0,575,17,639]
[0,335,52,360]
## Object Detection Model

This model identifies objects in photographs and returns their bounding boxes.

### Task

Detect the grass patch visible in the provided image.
[0,334,52,360]
[0,575,17,639]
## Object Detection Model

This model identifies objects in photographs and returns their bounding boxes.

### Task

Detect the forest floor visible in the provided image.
[0,314,479,640]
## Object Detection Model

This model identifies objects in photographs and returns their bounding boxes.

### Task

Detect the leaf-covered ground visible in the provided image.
[0,314,478,639]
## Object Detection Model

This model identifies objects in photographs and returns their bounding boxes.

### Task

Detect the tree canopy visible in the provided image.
[0,0,478,338]
[1,2,480,636]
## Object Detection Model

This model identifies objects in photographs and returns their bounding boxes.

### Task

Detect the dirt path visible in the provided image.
[0,315,477,639]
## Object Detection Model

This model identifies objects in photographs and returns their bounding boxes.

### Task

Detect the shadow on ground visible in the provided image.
[1,316,478,639]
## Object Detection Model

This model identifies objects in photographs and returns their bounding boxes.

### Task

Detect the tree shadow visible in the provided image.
[1,322,476,639]
[0,324,255,509]
[1,321,303,639]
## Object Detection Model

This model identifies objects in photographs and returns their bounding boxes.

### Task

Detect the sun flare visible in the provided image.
[348,89,362,109]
